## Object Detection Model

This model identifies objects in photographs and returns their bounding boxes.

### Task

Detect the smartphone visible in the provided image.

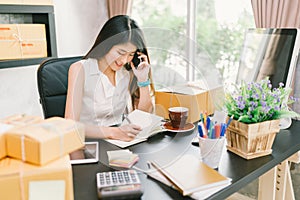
[132,51,141,68]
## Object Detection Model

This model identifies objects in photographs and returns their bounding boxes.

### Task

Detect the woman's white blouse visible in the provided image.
[79,58,131,126]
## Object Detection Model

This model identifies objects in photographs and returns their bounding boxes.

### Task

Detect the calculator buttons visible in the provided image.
[96,170,143,199]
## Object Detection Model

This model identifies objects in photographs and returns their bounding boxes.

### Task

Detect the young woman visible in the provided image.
[65,15,154,142]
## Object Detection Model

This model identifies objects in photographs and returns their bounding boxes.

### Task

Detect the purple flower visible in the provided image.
[261,101,266,107]
[268,83,272,89]
[252,93,259,100]
[237,101,245,110]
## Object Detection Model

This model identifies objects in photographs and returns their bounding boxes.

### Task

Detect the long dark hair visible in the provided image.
[84,15,148,60]
[84,15,154,110]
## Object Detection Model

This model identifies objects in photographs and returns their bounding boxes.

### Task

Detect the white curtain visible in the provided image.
[107,0,133,18]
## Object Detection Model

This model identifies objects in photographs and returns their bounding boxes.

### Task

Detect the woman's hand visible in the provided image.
[131,53,150,82]
[110,124,142,142]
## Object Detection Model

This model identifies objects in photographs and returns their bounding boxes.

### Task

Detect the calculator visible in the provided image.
[96,170,143,199]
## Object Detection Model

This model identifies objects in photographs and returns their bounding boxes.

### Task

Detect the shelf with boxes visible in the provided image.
[0,4,57,69]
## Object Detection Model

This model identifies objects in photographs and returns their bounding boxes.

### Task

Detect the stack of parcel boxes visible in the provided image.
[0,114,85,200]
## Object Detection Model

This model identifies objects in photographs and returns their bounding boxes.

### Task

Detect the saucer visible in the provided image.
[163,122,195,133]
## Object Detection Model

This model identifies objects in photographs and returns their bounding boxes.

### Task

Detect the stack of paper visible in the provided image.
[107,150,139,168]
[148,154,231,198]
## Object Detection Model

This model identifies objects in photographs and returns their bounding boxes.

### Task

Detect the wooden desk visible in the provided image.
[72,120,300,199]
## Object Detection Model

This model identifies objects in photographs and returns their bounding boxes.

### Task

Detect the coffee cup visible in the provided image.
[168,107,189,128]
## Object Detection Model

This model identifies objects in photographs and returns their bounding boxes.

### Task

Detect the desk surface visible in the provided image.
[72,120,300,200]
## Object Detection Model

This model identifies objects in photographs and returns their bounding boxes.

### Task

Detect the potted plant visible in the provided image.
[223,77,299,159]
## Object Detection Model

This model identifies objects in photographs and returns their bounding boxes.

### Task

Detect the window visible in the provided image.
[132,0,255,89]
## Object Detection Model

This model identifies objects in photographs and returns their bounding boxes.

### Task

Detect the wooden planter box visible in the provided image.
[226,119,280,160]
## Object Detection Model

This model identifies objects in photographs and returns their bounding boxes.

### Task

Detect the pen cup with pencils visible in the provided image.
[198,136,225,169]
[197,113,228,169]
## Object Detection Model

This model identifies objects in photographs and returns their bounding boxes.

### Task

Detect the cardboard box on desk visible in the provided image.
[155,85,208,123]
[0,155,73,200]
[0,114,43,126]
[0,114,43,160]
[0,24,47,60]
[155,84,223,123]
[0,123,13,159]
[6,117,85,166]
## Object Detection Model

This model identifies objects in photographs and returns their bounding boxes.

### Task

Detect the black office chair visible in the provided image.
[37,56,82,119]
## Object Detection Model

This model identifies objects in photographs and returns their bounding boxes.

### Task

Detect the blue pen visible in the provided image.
[198,122,204,137]
[220,123,227,137]
[206,117,211,131]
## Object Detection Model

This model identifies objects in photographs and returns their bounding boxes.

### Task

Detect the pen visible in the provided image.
[220,123,226,137]
[215,124,221,138]
[226,115,234,127]
[125,117,132,124]
[198,122,204,137]
[206,117,211,131]
[201,122,208,137]
[211,126,215,139]
[200,113,204,124]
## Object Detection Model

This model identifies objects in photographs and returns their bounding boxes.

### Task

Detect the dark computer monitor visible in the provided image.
[236,28,300,89]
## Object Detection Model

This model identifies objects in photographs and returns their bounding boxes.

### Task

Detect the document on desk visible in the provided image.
[148,154,231,197]
[105,110,164,148]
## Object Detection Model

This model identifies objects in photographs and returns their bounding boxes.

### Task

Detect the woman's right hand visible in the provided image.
[110,124,142,142]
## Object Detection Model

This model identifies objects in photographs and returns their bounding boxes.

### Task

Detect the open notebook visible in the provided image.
[105,110,164,148]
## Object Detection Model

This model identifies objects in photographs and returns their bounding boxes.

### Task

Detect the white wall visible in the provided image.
[0,0,108,118]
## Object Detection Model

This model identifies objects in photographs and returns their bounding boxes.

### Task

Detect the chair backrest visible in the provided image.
[37,56,82,119]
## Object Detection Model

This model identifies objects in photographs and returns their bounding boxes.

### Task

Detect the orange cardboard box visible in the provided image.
[6,117,85,165]
[155,84,223,123]
[0,114,43,126]
[0,114,43,160]
[0,155,73,200]
[0,123,13,159]
[0,24,47,60]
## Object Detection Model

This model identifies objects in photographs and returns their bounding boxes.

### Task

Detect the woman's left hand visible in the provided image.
[131,53,150,82]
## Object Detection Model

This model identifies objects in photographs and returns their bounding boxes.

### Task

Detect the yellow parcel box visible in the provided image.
[155,84,223,123]
[0,24,47,60]
[6,117,85,165]
[0,123,13,159]
[0,114,43,126]
[0,114,43,160]
[0,155,73,200]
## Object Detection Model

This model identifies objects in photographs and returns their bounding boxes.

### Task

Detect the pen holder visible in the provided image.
[198,136,225,169]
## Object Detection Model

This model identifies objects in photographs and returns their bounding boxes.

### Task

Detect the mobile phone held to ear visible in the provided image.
[132,51,141,68]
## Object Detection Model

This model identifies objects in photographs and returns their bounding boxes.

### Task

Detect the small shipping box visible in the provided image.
[6,117,85,165]
[0,24,47,60]
[0,123,13,159]
[0,155,73,200]
[0,114,43,160]
[155,83,223,123]
[0,114,43,126]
